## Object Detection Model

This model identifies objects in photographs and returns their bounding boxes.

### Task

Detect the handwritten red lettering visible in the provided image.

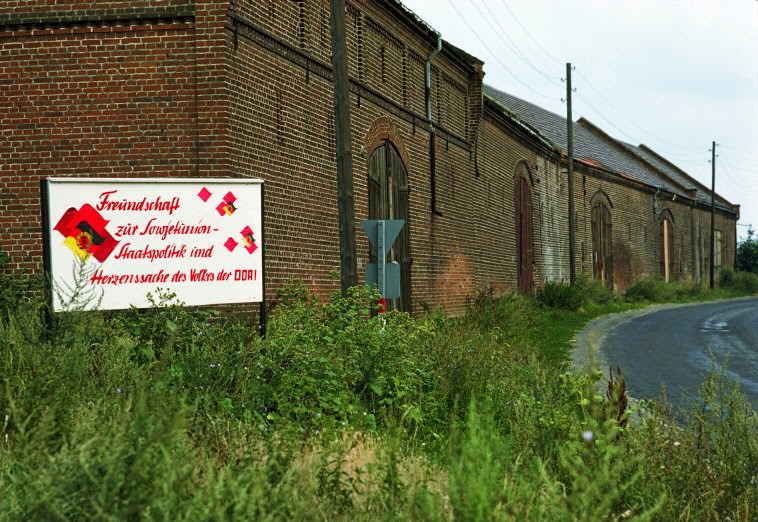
[113,242,187,262]
[90,269,171,286]
[139,217,212,240]
[97,190,181,215]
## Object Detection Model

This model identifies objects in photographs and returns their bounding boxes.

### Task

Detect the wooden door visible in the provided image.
[660,218,674,281]
[592,203,613,289]
[368,142,411,311]
[515,175,533,294]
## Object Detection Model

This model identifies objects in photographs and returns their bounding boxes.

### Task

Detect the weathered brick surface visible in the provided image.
[0,20,198,273]
[0,0,738,314]
[227,0,487,314]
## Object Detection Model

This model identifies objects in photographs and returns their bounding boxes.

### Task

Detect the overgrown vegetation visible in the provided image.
[1,267,756,520]
[624,269,758,302]
[736,227,758,273]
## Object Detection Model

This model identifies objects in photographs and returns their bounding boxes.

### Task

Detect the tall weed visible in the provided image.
[719,268,758,294]
[1,273,756,520]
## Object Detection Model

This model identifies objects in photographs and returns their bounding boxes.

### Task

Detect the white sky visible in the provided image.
[400,0,758,240]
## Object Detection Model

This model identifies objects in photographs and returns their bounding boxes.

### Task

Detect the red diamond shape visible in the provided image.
[217,201,236,216]
[240,225,257,254]
[224,237,238,252]
[198,187,212,202]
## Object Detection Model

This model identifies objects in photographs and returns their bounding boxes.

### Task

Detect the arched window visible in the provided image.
[714,229,723,273]
[368,141,411,311]
[591,191,613,289]
[659,210,675,281]
[514,162,534,294]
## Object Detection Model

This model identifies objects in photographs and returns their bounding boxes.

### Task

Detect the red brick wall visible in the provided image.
[227,0,484,314]
[0,0,738,311]
[0,1,232,274]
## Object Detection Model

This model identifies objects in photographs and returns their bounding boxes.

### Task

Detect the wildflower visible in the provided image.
[582,430,593,442]
[116,387,123,394]
[673,441,681,447]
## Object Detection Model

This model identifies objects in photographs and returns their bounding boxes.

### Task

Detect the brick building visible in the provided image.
[0,0,739,315]
[485,87,739,291]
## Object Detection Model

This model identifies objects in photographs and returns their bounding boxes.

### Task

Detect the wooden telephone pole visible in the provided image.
[330,0,357,294]
[566,63,576,286]
[709,141,716,289]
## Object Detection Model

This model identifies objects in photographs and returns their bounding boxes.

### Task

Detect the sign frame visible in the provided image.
[41,177,267,334]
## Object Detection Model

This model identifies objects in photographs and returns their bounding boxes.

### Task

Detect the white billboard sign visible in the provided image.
[43,178,264,311]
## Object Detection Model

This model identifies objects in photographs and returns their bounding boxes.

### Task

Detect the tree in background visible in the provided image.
[735,227,758,273]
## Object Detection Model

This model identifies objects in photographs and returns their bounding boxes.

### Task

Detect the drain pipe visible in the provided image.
[426,35,442,215]
[425,35,442,124]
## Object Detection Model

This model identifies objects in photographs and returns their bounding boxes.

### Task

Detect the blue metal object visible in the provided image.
[362,219,404,299]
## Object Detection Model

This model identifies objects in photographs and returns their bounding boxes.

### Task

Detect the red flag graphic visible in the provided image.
[240,225,257,254]
[53,204,119,262]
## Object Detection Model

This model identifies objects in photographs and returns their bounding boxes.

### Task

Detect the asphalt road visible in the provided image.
[599,297,758,414]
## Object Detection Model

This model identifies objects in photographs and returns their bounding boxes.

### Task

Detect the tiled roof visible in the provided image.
[484,84,736,213]
[615,140,733,209]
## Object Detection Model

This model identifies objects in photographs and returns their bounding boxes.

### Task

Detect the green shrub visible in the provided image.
[1,270,756,520]
[625,277,707,302]
[625,278,671,301]
[736,227,758,273]
[719,268,758,294]
[576,275,615,305]
[629,371,758,520]
[0,251,42,322]
[537,281,585,310]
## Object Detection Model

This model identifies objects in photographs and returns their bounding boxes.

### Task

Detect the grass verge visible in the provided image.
[1,270,756,520]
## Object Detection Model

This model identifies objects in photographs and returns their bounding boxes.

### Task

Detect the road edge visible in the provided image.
[570,296,758,402]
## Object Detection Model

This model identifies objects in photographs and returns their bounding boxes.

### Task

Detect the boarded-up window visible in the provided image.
[659,213,675,282]
[592,202,613,289]
[714,229,723,273]
[514,164,533,294]
[368,142,411,311]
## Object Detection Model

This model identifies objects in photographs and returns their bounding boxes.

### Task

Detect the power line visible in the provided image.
[655,148,715,159]
[444,0,556,101]
[573,91,638,143]
[720,144,758,158]
[670,159,710,168]
[721,157,755,192]
[719,152,758,168]
[473,0,562,86]
[490,5,736,159]
[497,0,563,66]
[574,69,705,152]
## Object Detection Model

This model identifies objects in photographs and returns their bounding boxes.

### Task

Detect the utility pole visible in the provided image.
[709,141,716,289]
[330,0,357,294]
[566,63,576,286]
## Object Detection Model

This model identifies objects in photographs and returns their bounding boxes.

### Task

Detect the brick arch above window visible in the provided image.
[658,208,675,225]
[364,116,410,170]
[514,160,535,186]
[590,188,613,210]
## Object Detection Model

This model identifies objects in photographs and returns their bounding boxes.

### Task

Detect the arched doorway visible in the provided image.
[514,163,534,294]
[591,191,613,289]
[659,210,675,281]
[368,141,411,312]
